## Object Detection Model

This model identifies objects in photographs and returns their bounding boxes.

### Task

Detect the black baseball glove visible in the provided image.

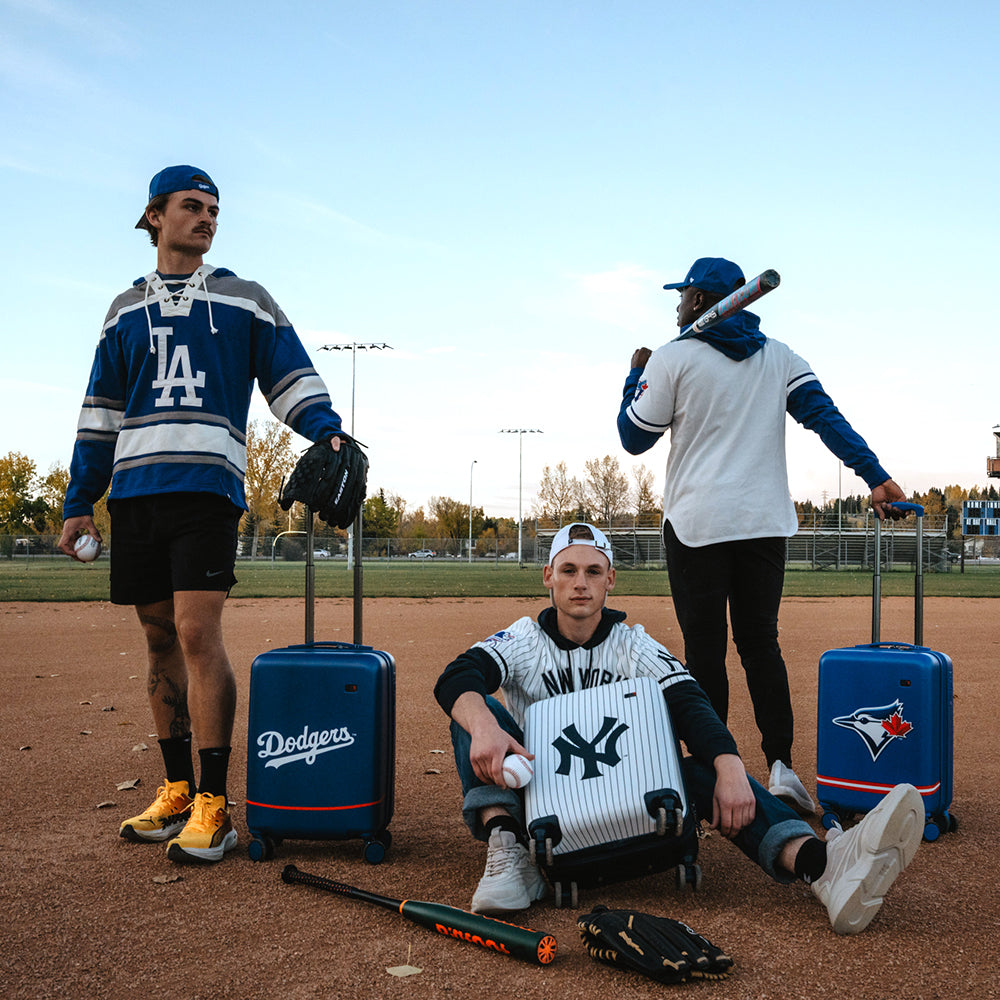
[577,906,733,984]
[279,435,369,529]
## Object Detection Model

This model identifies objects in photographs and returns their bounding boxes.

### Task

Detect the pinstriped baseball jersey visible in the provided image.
[472,615,691,730]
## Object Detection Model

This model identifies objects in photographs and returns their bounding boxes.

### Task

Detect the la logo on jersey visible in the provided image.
[832,699,914,762]
[151,327,205,407]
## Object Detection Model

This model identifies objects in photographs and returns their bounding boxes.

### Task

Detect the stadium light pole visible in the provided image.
[469,459,477,564]
[318,342,393,643]
[499,428,543,565]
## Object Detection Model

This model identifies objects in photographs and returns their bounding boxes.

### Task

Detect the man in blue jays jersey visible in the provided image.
[58,165,347,865]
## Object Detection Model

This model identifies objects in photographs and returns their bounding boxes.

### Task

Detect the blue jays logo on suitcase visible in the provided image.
[552,716,629,780]
[832,699,914,762]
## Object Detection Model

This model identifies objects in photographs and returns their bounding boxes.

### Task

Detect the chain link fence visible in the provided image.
[2,511,987,571]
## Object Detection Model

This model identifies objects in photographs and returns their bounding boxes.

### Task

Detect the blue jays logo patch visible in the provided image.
[633,379,648,401]
[833,699,914,762]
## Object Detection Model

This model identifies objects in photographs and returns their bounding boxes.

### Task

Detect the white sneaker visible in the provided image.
[811,783,923,935]
[471,829,547,914]
[769,760,816,815]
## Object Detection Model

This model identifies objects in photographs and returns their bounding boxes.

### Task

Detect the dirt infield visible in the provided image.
[3,596,997,1000]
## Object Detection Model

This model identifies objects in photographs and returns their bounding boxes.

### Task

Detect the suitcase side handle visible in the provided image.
[856,641,926,651]
[283,641,375,652]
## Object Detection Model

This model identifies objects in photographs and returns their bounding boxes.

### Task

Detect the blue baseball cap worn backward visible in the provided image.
[135,165,218,228]
[663,257,744,296]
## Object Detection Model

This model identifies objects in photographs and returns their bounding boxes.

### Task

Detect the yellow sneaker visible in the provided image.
[120,779,193,843]
[166,792,238,864]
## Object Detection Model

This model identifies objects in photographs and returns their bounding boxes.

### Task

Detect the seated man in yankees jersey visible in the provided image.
[59,165,348,866]
[434,523,923,935]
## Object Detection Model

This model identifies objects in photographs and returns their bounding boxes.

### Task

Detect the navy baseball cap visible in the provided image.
[663,257,744,296]
[135,165,218,228]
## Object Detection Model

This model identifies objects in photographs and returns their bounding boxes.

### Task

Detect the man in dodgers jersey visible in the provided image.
[618,257,908,815]
[58,165,348,864]
[434,523,923,934]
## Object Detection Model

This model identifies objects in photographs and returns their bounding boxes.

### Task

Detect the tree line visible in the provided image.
[3,421,998,551]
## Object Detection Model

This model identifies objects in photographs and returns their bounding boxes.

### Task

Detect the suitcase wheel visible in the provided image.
[529,834,554,867]
[923,813,957,842]
[553,881,578,909]
[362,831,392,865]
[676,863,701,892]
[248,834,276,862]
[820,811,841,831]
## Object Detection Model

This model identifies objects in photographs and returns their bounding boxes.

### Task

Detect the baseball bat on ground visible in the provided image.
[674,269,780,342]
[281,865,557,965]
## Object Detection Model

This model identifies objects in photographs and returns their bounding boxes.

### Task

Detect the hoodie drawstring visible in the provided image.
[141,264,217,354]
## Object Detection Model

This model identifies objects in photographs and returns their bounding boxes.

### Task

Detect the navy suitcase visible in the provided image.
[524,677,700,908]
[245,640,395,862]
[816,503,956,841]
[245,526,395,863]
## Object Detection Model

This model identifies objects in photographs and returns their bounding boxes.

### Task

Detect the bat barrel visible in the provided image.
[401,900,558,965]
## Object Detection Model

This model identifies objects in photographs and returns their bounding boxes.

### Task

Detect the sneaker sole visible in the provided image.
[828,784,923,935]
[770,785,816,815]
[120,818,189,843]
[166,829,238,864]
[470,889,531,914]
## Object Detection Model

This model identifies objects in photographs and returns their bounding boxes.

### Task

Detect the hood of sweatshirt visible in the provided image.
[691,308,766,361]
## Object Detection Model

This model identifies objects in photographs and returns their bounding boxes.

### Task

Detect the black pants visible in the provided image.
[663,520,794,769]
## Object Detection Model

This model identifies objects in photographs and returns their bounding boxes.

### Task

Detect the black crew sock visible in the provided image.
[197,746,232,800]
[159,736,195,792]
[793,837,828,884]
[483,813,523,842]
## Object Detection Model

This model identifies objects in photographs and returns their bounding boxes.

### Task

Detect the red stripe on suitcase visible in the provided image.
[245,797,386,812]
[817,775,941,797]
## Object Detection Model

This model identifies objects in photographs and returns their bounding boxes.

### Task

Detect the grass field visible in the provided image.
[2,556,998,601]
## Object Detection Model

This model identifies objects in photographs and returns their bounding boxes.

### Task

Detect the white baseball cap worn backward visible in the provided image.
[547,522,613,567]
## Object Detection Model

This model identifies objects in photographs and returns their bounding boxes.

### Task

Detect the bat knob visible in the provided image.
[281,864,300,883]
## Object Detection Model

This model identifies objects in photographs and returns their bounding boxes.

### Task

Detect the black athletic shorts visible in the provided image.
[107,492,242,606]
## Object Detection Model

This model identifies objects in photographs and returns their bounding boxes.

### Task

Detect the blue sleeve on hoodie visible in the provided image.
[786,380,889,488]
[617,367,663,455]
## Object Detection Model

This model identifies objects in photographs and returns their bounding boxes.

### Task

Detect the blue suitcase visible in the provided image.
[246,640,395,863]
[816,503,956,841]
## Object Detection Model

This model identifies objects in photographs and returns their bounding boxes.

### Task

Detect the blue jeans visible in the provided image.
[663,519,794,769]
[450,696,814,883]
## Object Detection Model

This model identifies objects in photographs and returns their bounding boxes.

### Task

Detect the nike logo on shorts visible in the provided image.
[206,569,227,578]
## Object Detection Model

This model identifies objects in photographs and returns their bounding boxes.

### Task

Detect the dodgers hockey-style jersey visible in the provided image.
[64,264,343,517]
[434,607,738,765]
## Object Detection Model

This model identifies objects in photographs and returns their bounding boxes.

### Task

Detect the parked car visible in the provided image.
[313,549,331,559]
[408,549,435,559]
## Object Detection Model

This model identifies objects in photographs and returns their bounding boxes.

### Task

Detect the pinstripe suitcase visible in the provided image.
[523,677,699,907]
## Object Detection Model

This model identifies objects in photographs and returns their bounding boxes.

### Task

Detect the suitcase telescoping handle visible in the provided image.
[872,502,924,646]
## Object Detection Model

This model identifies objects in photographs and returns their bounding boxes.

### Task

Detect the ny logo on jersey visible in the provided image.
[151,327,205,408]
[552,716,629,780]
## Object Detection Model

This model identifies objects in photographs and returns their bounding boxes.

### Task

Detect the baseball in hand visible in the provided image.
[74,534,102,562]
[501,753,533,789]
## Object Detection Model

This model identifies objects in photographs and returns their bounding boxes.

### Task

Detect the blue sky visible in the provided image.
[2,0,997,518]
